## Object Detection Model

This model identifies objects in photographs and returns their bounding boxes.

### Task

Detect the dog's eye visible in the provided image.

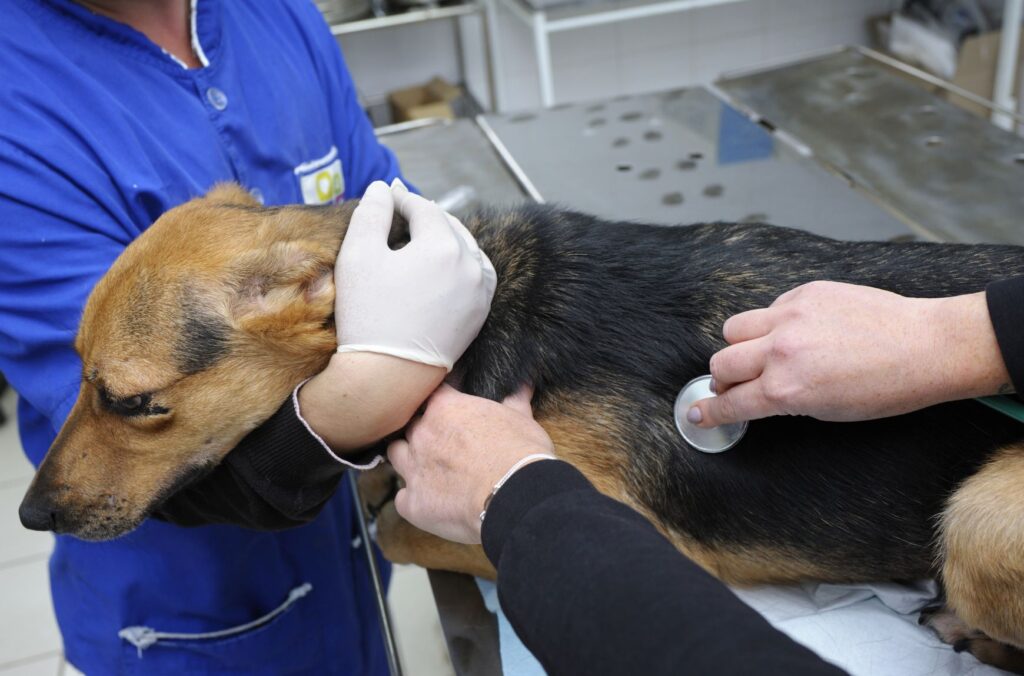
[122,396,144,411]
[98,389,165,417]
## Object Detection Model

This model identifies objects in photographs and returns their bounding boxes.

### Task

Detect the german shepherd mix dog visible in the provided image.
[18,185,1024,670]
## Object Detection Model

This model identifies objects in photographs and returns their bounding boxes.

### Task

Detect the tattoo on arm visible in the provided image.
[998,383,1016,395]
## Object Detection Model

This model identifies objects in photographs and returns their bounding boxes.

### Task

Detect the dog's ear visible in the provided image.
[228,240,337,353]
[205,183,260,207]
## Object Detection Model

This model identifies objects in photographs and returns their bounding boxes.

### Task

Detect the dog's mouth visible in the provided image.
[25,460,218,541]
[149,459,218,510]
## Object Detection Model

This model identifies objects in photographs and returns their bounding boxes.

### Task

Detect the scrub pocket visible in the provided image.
[118,582,323,674]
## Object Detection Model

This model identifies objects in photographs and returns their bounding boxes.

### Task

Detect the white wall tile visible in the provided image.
[0,561,61,668]
[618,12,693,55]
[0,481,53,567]
[338,22,462,102]
[0,652,61,676]
[619,46,694,94]
[690,1,767,43]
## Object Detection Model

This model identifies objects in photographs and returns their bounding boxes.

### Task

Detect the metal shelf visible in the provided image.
[496,0,756,107]
[327,1,499,110]
[330,2,484,35]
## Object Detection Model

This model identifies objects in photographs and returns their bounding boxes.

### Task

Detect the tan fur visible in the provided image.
[940,443,1024,649]
[375,502,495,579]
[23,192,357,539]
[536,391,634,501]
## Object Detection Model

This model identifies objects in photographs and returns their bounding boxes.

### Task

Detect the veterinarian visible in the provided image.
[0,2,492,674]
[386,278,1024,675]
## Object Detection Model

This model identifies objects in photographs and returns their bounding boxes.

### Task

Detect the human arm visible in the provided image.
[486,461,847,676]
[387,386,846,676]
[160,183,495,526]
[688,281,1016,428]
[985,277,1024,394]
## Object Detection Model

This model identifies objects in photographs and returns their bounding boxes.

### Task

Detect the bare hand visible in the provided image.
[689,281,1011,427]
[387,384,555,544]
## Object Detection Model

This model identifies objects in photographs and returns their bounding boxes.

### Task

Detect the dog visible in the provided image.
[18,183,1024,670]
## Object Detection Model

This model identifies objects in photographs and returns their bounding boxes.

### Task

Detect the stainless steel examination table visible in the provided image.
[367,46,1024,676]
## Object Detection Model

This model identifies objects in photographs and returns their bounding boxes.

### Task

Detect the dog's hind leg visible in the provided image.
[929,443,1024,673]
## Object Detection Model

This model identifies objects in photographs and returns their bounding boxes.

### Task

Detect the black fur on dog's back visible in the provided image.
[456,204,1024,581]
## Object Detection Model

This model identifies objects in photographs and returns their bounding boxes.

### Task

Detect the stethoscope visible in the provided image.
[673,375,748,453]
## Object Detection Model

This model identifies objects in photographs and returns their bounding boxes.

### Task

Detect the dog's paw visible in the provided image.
[356,464,401,520]
[373,500,418,565]
[921,605,1024,674]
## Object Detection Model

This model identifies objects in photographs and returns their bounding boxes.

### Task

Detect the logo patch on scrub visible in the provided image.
[295,146,345,205]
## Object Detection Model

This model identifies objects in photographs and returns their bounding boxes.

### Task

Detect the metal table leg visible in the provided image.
[349,472,403,676]
[993,0,1023,131]
[483,0,503,111]
[532,11,555,107]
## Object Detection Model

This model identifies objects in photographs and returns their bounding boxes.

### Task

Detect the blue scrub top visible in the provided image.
[0,1,406,672]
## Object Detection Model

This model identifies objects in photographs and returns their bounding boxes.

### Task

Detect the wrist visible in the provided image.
[300,352,444,451]
[925,292,1011,401]
[475,453,558,534]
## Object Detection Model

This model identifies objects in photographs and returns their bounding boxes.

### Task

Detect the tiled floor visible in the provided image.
[0,386,453,676]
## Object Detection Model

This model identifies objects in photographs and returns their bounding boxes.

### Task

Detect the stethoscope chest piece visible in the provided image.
[673,375,748,454]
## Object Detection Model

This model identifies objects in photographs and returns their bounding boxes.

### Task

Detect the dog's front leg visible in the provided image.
[357,465,496,579]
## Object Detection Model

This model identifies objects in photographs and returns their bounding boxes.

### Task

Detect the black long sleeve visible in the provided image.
[154,395,374,529]
[482,460,847,676]
[987,277,1024,394]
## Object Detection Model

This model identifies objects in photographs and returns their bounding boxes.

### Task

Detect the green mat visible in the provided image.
[977,395,1024,424]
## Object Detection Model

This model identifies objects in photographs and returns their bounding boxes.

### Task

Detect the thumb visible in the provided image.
[343,181,394,251]
[502,384,535,417]
[689,381,767,428]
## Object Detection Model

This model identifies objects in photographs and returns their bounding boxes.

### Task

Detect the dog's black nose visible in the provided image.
[19,496,58,532]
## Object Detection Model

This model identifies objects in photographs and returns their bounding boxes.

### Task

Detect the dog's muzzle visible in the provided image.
[19,491,59,532]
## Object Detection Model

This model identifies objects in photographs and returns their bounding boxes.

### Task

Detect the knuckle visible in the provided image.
[394,489,410,516]
[761,376,800,410]
[709,353,724,381]
[769,334,800,361]
[716,395,738,423]
[721,317,736,341]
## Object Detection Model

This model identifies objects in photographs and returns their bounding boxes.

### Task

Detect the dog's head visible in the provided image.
[19,185,354,539]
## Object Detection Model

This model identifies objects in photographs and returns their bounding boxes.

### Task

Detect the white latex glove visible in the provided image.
[335,179,497,371]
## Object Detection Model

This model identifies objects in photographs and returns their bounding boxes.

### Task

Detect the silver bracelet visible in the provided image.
[479,453,558,523]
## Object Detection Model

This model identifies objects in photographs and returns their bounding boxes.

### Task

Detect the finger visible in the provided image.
[392,182,460,247]
[722,308,775,344]
[709,338,769,392]
[446,215,499,302]
[393,487,412,520]
[479,248,498,301]
[343,181,394,250]
[387,439,411,477]
[429,382,462,404]
[771,283,809,307]
[404,413,426,446]
[446,214,482,256]
[502,384,535,417]
[688,380,773,428]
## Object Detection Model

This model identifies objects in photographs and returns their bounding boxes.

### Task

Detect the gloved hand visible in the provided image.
[335,179,497,371]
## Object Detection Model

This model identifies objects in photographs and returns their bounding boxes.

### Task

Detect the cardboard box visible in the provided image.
[870,14,1024,119]
[948,28,1024,117]
[388,77,462,122]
